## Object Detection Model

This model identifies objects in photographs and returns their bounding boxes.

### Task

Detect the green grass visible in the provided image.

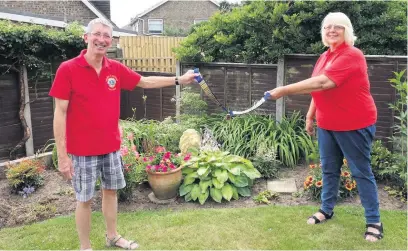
[0,205,406,250]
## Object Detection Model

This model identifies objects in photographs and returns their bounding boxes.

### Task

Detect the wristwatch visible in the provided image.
[175,77,179,86]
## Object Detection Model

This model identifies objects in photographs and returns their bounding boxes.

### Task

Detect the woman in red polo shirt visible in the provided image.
[266,12,383,242]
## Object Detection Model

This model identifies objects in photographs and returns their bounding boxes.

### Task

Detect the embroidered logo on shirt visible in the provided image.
[106,75,117,90]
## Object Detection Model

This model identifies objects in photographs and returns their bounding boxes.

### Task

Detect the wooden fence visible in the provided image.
[120,55,406,147]
[1,53,406,162]
[119,36,184,73]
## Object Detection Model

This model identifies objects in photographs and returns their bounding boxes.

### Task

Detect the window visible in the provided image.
[148,19,163,34]
[194,19,208,25]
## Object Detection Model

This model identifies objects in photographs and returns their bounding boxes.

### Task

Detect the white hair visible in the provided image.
[86,18,113,35]
[321,12,357,46]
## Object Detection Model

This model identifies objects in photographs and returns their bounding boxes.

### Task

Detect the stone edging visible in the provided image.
[0,152,53,180]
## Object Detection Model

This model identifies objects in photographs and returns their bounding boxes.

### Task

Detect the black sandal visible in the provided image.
[308,209,334,224]
[364,223,384,240]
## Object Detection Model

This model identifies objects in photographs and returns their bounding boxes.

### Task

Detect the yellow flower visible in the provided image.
[315,180,323,188]
[306,176,313,182]
[345,183,353,191]
[352,180,357,188]
[343,158,348,165]
[341,171,350,177]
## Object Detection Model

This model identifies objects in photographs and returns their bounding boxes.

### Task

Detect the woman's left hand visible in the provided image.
[266,86,287,100]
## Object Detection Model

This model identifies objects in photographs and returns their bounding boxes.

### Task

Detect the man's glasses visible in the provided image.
[90,32,112,39]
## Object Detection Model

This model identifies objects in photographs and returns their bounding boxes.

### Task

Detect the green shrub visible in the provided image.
[6,159,46,197]
[179,150,261,204]
[210,112,314,167]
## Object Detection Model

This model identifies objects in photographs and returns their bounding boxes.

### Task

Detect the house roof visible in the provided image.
[80,0,117,28]
[0,8,138,37]
[129,0,220,25]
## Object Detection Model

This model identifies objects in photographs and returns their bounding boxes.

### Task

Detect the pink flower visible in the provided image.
[155,146,166,153]
[146,165,152,170]
[143,157,148,162]
[127,132,134,141]
[149,156,154,162]
[131,145,137,151]
[164,151,171,159]
[134,151,139,158]
[121,146,129,156]
[162,167,168,172]
[169,163,176,169]
[184,153,191,161]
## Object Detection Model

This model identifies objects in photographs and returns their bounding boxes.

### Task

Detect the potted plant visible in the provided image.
[143,146,191,200]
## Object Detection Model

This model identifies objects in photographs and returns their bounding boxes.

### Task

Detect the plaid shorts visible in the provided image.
[71,150,126,202]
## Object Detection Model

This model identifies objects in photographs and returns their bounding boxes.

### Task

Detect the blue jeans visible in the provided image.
[317,125,380,224]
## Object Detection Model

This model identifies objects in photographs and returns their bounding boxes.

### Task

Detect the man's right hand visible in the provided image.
[305,118,315,136]
[58,155,74,181]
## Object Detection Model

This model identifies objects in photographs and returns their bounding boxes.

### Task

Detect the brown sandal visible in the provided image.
[106,234,139,250]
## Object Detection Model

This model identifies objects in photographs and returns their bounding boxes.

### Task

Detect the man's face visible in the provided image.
[84,23,112,56]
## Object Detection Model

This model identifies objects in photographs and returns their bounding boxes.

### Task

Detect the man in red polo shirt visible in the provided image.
[49,18,196,250]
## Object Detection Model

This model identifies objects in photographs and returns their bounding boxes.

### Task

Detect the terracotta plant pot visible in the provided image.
[146,166,182,200]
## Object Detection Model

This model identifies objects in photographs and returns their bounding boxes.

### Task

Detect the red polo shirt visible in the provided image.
[49,49,141,156]
[311,42,377,131]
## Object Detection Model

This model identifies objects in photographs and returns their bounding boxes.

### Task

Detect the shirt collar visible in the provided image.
[74,49,111,68]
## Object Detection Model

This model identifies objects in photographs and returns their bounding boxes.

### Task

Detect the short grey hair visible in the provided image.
[321,12,357,46]
[86,18,113,35]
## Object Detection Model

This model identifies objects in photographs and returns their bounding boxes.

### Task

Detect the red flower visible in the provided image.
[164,151,171,159]
[184,153,191,161]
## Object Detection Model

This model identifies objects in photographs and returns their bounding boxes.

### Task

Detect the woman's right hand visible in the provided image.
[306,118,315,136]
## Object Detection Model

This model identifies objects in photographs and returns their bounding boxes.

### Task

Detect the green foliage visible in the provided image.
[388,70,407,156]
[253,190,279,204]
[6,159,46,196]
[179,150,261,204]
[210,112,314,167]
[0,20,85,70]
[250,142,282,179]
[50,145,59,170]
[179,87,208,116]
[174,0,406,63]
[163,26,188,37]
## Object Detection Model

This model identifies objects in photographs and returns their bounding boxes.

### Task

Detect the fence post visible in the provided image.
[176,61,181,123]
[275,58,285,122]
[23,66,34,156]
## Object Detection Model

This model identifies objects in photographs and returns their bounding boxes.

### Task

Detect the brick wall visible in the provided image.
[135,0,219,35]
[0,0,98,25]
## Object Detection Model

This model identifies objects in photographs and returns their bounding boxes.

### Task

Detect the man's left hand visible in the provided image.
[178,70,198,85]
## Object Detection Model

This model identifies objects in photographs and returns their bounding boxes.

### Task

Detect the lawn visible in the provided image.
[0,205,406,250]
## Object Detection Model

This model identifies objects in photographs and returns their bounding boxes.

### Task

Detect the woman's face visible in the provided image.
[324,24,345,47]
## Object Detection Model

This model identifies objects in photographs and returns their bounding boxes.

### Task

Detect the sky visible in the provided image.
[110,0,241,28]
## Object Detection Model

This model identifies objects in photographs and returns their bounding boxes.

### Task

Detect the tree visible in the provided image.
[174,0,407,63]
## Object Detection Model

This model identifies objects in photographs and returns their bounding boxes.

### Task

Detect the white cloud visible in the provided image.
[110,0,241,28]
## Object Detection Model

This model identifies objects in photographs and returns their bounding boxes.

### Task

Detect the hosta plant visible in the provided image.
[179,150,261,204]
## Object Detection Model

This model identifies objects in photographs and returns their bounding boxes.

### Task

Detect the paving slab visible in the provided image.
[267,178,297,193]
